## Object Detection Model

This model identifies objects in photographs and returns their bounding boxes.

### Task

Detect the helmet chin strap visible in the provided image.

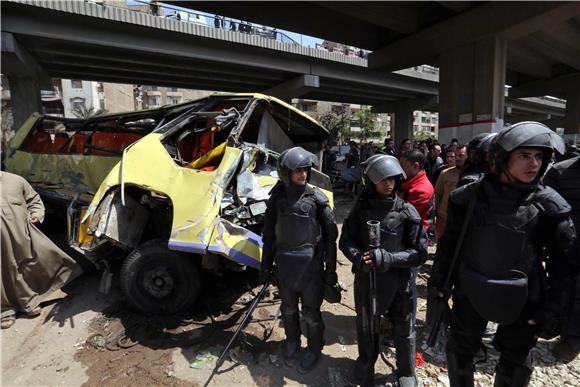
[502,169,515,183]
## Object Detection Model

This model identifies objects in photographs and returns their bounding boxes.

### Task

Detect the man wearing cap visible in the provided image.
[429,122,577,386]
[261,147,338,374]
[340,154,427,387]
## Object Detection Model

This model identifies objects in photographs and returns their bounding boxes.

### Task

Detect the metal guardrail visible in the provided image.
[130,0,300,46]
[9,0,367,66]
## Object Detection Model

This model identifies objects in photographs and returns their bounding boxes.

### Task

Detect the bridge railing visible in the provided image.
[129,0,300,46]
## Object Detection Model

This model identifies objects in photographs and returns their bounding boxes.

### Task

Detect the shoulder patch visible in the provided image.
[534,185,571,216]
[402,202,422,224]
[311,186,329,206]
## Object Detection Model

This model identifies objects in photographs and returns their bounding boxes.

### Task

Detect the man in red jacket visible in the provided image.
[399,149,434,331]
[399,149,435,230]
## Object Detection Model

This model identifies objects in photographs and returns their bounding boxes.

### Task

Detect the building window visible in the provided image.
[71,80,83,89]
[168,87,178,92]
[167,96,181,105]
[149,96,161,106]
[71,98,86,111]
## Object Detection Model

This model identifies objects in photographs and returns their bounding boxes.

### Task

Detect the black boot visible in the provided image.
[446,350,474,387]
[281,310,301,367]
[494,362,532,387]
[394,335,417,386]
[282,340,300,367]
[298,349,320,374]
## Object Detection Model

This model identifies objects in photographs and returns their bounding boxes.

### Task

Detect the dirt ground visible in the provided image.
[1,191,577,387]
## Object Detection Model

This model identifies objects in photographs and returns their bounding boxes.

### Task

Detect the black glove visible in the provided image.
[372,248,395,270]
[324,271,338,285]
[348,249,364,273]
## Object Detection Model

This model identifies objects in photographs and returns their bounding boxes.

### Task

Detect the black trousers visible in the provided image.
[278,277,325,353]
[354,272,415,387]
[562,274,580,345]
[447,295,538,367]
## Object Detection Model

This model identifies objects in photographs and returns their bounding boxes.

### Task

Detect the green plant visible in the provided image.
[72,103,108,119]
[318,111,350,145]
[354,107,377,141]
[1,102,14,154]
[413,131,436,142]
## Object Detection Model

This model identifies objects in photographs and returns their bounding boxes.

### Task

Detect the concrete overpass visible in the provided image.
[1,0,577,143]
[1,0,439,128]
[182,1,580,141]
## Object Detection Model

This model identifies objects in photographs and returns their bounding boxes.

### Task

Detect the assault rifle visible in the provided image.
[427,194,476,347]
[367,220,381,356]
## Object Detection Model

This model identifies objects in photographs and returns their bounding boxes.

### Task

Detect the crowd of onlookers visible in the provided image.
[322,135,580,242]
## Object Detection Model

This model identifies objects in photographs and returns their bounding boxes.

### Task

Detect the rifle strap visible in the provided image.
[442,189,478,290]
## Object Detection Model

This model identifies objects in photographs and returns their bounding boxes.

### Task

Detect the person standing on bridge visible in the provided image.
[260,147,338,374]
[340,154,427,387]
[429,122,577,386]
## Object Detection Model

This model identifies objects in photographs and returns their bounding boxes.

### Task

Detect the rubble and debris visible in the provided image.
[190,348,221,369]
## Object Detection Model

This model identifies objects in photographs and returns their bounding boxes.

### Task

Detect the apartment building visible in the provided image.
[60,79,134,117]
[140,86,213,109]
[413,110,439,136]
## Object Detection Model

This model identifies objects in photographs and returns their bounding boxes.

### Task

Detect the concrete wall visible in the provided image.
[102,82,135,113]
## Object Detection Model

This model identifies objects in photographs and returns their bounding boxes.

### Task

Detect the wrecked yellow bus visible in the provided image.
[31,93,332,314]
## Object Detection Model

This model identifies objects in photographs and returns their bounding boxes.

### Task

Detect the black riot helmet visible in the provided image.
[277,146,318,186]
[467,132,497,163]
[361,154,406,186]
[489,121,565,181]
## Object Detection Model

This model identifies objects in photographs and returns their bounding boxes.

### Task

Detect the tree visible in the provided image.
[354,107,377,140]
[72,103,107,119]
[413,130,436,142]
[318,110,350,145]
[1,102,14,154]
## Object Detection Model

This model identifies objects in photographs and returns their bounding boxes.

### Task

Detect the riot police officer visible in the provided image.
[261,146,338,374]
[429,122,577,387]
[456,132,496,187]
[340,154,427,387]
[543,155,580,361]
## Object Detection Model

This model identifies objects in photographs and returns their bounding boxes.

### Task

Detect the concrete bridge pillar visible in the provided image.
[438,36,507,144]
[564,90,580,136]
[6,76,42,130]
[393,106,414,147]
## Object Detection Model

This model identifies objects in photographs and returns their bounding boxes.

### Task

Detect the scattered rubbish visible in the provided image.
[190,348,220,369]
[438,375,450,386]
[86,333,107,351]
[415,352,425,366]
